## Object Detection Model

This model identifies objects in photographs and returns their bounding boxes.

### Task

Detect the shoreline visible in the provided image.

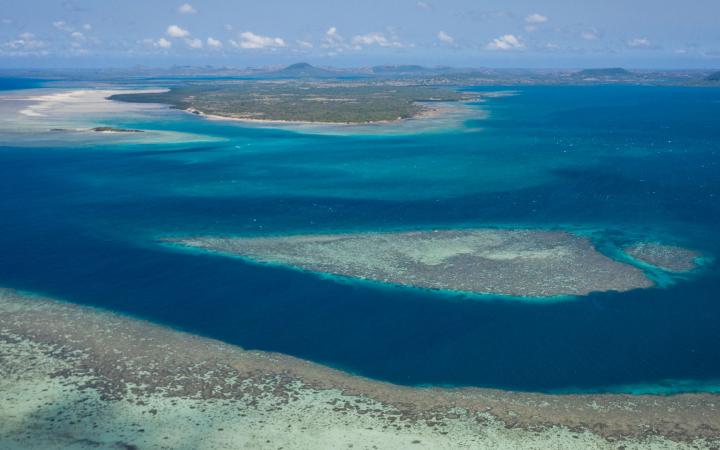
[15,88,169,118]
[185,100,473,127]
[2,287,719,449]
[0,87,223,146]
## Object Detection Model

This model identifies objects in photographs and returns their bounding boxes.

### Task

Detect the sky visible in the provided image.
[1,0,719,69]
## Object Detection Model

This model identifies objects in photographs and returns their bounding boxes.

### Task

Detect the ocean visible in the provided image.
[1,82,719,393]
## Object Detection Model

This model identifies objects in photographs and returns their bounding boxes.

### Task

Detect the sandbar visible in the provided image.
[0,88,221,146]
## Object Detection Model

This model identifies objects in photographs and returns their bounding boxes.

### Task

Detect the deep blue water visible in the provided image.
[1,84,719,393]
[0,77,44,90]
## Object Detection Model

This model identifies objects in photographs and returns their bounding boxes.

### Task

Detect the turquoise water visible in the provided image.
[1,82,719,393]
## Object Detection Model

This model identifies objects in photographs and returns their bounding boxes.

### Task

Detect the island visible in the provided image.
[50,126,144,133]
[166,229,663,298]
[625,242,702,272]
[109,79,473,124]
[91,126,144,133]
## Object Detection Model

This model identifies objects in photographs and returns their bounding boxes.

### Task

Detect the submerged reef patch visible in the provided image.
[168,229,664,298]
[625,242,702,272]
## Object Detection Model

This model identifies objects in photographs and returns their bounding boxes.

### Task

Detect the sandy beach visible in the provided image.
[0,87,221,146]
[184,100,481,136]
[16,89,169,118]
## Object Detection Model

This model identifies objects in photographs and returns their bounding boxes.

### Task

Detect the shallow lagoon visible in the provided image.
[0,82,719,393]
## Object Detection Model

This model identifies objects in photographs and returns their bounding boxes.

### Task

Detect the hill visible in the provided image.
[264,63,340,79]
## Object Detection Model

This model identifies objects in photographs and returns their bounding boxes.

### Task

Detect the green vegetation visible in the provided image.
[576,68,632,77]
[91,126,143,133]
[372,65,429,74]
[110,81,469,123]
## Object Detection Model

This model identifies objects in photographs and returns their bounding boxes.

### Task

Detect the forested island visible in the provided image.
[110,81,473,124]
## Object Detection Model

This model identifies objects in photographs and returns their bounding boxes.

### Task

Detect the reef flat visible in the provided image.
[1,288,719,449]
[168,229,664,297]
[625,243,702,272]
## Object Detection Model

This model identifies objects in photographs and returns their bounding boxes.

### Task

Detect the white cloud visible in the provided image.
[324,27,344,47]
[524,14,548,32]
[143,37,173,49]
[53,20,74,32]
[627,37,651,48]
[155,37,172,48]
[178,3,196,14]
[185,38,203,49]
[52,20,94,47]
[352,32,388,47]
[207,37,222,48]
[297,40,313,49]
[437,31,454,44]
[321,27,351,52]
[232,31,286,49]
[8,33,42,48]
[581,30,599,41]
[525,13,548,24]
[166,25,190,38]
[416,1,431,9]
[321,27,406,52]
[351,32,404,48]
[2,32,46,53]
[486,34,524,50]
